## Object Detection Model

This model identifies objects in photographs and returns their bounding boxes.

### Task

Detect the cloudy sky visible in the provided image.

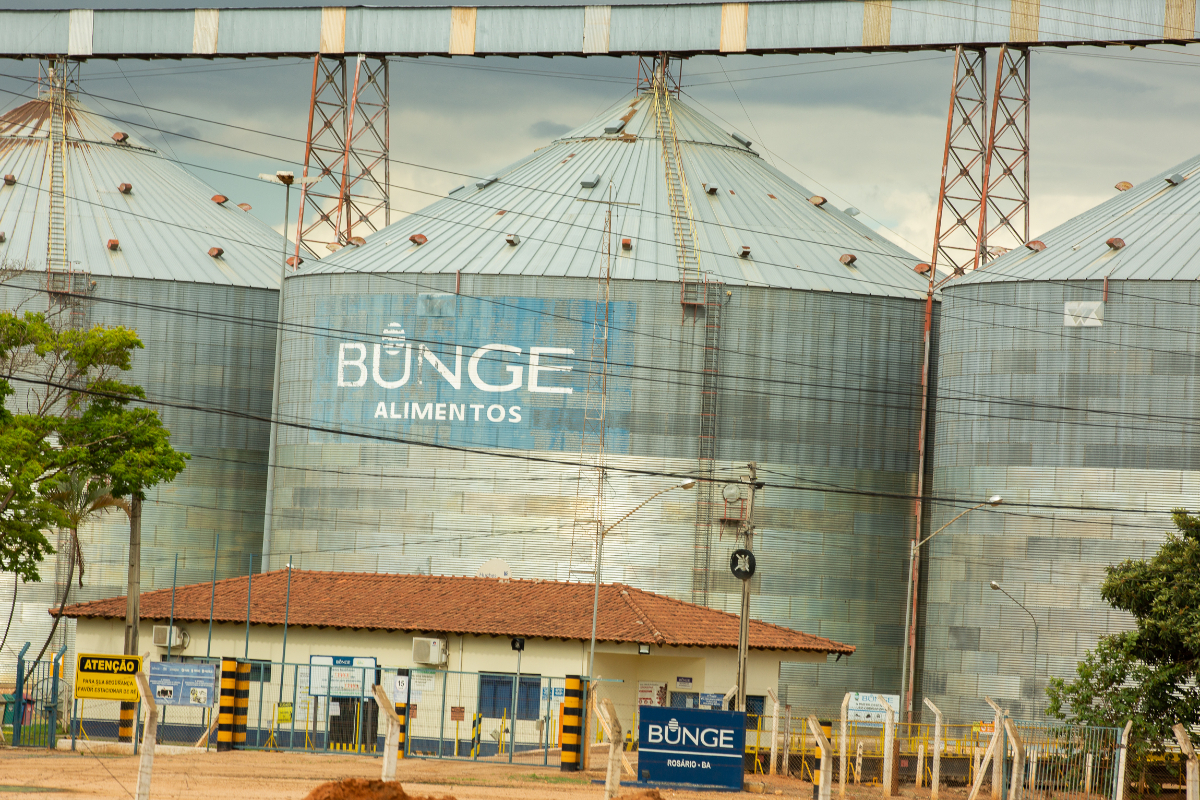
[1,31,1198,261]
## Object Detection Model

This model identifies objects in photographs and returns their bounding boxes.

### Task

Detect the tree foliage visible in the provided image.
[0,309,188,582]
[1047,508,1200,756]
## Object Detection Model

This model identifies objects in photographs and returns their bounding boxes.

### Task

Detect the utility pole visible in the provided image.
[735,462,761,712]
[123,496,142,655]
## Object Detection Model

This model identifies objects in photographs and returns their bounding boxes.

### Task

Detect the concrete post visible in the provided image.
[809,715,834,800]
[784,706,793,777]
[769,689,780,775]
[984,697,1005,800]
[965,724,1001,800]
[881,697,896,797]
[924,697,943,800]
[1001,715,1025,800]
[1116,720,1133,800]
[1029,747,1038,800]
[917,744,926,788]
[372,685,402,781]
[840,692,851,797]
[1084,753,1093,796]
[1173,724,1197,800]
[133,673,157,800]
[856,742,864,785]
[602,699,623,800]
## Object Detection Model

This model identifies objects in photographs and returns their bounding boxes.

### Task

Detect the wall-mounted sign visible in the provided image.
[147,661,217,707]
[676,677,693,689]
[638,705,746,790]
[847,692,900,724]
[75,653,141,701]
[393,674,410,705]
[309,656,376,697]
[638,681,667,707]
[730,549,756,580]
[699,693,725,710]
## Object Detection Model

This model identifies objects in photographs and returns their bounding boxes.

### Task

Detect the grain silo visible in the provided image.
[269,75,933,710]
[0,68,283,662]
[921,155,1200,721]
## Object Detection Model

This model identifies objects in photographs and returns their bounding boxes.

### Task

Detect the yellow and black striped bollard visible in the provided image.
[217,658,237,752]
[561,675,583,772]
[471,713,482,758]
[233,660,250,749]
[394,698,407,759]
[118,700,136,744]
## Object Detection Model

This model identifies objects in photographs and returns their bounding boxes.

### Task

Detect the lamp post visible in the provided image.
[586,478,697,682]
[990,580,1040,717]
[901,494,1002,720]
[257,170,318,568]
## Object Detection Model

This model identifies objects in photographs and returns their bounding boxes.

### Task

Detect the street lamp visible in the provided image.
[900,494,1002,720]
[257,170,318,565]
[990,580,1040,717]
[586,478,697,682]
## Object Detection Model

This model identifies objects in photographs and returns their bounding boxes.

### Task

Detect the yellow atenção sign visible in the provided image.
[75,653,142,701]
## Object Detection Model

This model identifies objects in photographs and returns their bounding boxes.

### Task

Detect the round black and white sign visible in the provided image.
[729,549,756,580]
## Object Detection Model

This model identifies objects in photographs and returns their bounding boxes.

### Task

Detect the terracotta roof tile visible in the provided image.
[59,570,854,654]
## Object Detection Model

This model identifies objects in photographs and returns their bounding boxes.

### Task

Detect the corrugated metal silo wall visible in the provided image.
[0,273,276,666]
[272,270,931,711]
[922,279,1189,723]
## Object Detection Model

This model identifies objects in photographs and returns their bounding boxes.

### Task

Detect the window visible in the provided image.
[746,695,765,730]
[670,692,699,709]
[479,674,541,720]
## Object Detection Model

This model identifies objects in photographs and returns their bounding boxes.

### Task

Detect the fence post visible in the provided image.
[1029,747,1038,800]
[560,675,583,772]
[1084,753,1093,796]
[917,744,926,788]
[984,697,1006,800]
[1173,724,1197,800]
[769,689,779,775]
[372,685,401,781]
[1116,720,1133,800]
[809,715,834,800]
[218,658,236,751]
[133,672,158,800]
[856,741,863,785]
[234,660,250,750]
[47,645,66,750]
[924,697,943,800]
[13,642,29,746]
[1001,715,1025,800]
[840,692,851,796]
[784,706,793,777]
[602,699,623,800]
[881,697,896,797]
[966,718,1002,800]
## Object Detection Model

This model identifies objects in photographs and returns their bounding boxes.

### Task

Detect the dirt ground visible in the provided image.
[0,746,989,800]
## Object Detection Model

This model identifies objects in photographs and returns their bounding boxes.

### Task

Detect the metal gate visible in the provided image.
[10,642,70,748]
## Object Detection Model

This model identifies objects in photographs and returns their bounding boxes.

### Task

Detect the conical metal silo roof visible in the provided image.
[0,95,285,290]
[961,153,1200,284]
[302,92,928,300]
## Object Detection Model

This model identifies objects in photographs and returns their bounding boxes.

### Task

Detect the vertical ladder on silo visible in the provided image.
[692,280,722,605]
[45,60,70,310]
[650,74,703,311]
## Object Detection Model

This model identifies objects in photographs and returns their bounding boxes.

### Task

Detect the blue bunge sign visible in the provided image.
[637,705,746,790]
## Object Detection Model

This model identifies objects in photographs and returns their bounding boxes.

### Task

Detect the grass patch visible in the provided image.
[518,773,590,785]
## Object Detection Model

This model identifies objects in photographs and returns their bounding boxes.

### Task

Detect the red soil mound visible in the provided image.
[303,778,455,800]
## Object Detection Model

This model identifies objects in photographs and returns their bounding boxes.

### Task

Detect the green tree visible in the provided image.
[1047,508,1200,763]
[0,309,188,656]
[35,471,129,661]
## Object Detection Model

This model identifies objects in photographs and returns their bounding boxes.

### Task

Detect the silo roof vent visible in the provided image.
[580,174,601,189]
[111,131,129,144]
[738,245,751,258]
[2,174,14,186]
[809,196,828,207]
[845,207,861,217]
[1106,237,1126,250]
[731,132,752,148]
[621,238,633,250]
[237,203,252,212]
[505,233,520,246]
[839,253,857,266]
[410,233,428,245]
[211,194,228,205]
[604,119,627,134]
[1166,173,1186,186]
[118,183,132,194]
[347,236,366,247]
[286,256,303,267]
[914,262,931,274]
[704,183,719,195]
[0,231,6,243]
[476,176,497,189]
[208,246,224,258]
[1115,181,1133,191]
[1025,240,1047,252]
[107,239,120,251]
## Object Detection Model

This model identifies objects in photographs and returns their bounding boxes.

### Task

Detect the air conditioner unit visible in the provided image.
[152,625,187,649]
[412,637,446,665]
